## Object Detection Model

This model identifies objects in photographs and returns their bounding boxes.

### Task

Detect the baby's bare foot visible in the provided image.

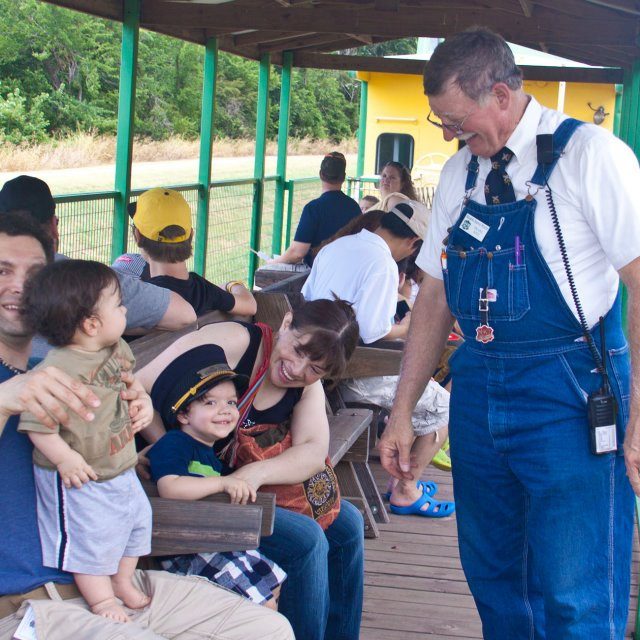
[91,597,130,623]
[112,578,151,610]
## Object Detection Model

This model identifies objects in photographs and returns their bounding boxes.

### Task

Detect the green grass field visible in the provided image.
[0,154,358,196]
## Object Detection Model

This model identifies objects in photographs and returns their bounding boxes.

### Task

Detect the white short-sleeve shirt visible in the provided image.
[301,229,399,344]
[417,97,640,328]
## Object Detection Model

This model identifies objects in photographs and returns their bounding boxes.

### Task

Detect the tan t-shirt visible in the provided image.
[18,338,138,480]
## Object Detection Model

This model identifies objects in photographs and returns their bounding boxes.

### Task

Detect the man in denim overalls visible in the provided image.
[380,28,640,639]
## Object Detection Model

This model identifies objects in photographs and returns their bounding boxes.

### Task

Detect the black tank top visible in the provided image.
[234,322,303,425]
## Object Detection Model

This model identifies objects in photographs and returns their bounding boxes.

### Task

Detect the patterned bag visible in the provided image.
[227,323,341,530]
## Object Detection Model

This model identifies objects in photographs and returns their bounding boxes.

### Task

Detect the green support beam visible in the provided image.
[356,79,368,178]
[355,79,368,200]
[248,54,271,287]
[112,0,140,262]
[613,84,623,138]
[272,51,293,256]
[194,37,219,276]
[285,179,295,247]
[620,61,640,158]
[618,60,640,337]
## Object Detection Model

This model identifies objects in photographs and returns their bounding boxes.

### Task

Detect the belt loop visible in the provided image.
[43,582,63,602]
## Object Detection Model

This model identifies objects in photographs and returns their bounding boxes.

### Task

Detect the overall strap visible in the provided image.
[465,156,480,192]
[530,118,585,186]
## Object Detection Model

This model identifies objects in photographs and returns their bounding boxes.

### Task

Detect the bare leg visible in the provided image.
[389,425,449,506]
[264,586,281,611]
[111,557,150,610]
[74,573,130,623]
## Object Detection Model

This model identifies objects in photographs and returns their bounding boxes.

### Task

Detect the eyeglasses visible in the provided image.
[426,109,475,136]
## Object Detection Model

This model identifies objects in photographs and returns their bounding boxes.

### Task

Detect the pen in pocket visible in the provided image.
[514,236,522,266]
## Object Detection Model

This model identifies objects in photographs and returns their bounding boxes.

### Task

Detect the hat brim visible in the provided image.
[171,369,248,417]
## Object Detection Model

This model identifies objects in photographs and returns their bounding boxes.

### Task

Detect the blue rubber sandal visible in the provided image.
[389,491,455,518]
[384,480,438,502]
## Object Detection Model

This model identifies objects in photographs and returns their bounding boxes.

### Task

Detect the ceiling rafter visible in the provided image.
[42,0,638,70]
[140,1,639,48]
[286,51,624,82]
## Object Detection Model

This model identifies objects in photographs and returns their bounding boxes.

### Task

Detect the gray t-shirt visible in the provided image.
[30,253,170,359]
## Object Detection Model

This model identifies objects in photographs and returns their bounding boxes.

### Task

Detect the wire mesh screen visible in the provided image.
[204,180,256,284]
[55,194,117,263]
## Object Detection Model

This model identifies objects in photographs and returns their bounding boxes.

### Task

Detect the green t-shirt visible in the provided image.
[18,338,138,481]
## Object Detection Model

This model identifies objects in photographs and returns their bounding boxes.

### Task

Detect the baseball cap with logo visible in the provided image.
[389,200,430,240]
[130,187,192,243]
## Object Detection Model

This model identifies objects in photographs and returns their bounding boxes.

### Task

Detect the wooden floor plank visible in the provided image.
[362,459,639,639]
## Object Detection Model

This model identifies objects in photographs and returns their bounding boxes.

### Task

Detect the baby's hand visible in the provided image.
[57,451,97,489]
[222,477,257,505]
[129,394,154,434]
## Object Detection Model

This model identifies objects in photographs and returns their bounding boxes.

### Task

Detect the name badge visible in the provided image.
[460,214,489,242]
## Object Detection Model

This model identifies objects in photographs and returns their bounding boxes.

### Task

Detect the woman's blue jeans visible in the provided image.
[258,500,364,640]
[449,345,635,639]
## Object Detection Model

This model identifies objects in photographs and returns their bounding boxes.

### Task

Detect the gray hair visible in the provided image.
[423,27,523,101]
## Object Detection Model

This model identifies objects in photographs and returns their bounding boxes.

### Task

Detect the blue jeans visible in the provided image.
[449,345,635,639]
[258,500,364,640]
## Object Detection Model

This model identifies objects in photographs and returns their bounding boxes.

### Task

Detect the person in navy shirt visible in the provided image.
[0,213,294,639]
[271,152,361,267]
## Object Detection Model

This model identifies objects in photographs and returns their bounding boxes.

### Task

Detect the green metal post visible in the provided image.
[613,84,623,138]
[618,60,640,340]
[272,51,293,256]
[285,180,294,246]
[112,0,140,262]
[248,54,271,288]
[620,61,640,157]
[194,38,219,276]
[356,79,369,200]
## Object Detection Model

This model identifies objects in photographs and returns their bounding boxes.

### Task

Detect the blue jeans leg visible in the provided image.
[449,384,544,640]
[257,501,364,640]
[258,507,330,640]
[450,349,635,640]
[325,500,364,640]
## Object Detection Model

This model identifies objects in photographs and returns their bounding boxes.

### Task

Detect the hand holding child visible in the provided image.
[129,393,154,433]
[222,476,257,505]
[57,450,98,489]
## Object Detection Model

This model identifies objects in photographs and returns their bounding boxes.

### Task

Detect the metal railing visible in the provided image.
[53,175,436,283]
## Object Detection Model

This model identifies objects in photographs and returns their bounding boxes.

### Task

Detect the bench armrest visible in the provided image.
[148,496,263,555]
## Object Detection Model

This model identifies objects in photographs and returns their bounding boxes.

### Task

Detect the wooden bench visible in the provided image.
[143,481,276,556]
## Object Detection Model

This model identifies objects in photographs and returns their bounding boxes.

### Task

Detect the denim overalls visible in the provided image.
[444,119,635,639]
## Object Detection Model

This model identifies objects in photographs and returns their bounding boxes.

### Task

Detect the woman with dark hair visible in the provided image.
[136,298,364,640]
[379,161,418,200]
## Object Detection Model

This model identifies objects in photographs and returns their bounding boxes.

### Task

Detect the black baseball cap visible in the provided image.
[0,175,56,223]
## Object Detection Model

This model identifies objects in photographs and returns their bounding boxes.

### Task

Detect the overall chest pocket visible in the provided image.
[443,245,530,322]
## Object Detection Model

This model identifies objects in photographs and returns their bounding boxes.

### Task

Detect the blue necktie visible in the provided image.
[484,147,515,205]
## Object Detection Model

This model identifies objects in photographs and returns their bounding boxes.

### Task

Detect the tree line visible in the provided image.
[0,1,415,144]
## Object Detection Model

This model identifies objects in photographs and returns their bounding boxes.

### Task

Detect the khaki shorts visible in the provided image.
[0,570,293,640]
[340,376,450,435]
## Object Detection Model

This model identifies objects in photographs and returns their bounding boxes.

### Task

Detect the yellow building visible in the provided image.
[357,46,618,187]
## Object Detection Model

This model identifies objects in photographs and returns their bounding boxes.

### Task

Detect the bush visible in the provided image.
[0,88,49,144]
